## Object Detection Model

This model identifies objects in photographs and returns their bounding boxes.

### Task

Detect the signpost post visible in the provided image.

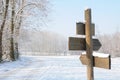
[68,8,111,80]
[85,8,94,80]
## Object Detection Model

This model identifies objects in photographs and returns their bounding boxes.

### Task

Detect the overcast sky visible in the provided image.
[44,0,120,37]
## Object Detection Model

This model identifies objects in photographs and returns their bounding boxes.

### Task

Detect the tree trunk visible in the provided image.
[10,0,15,61]
[14,0,25,59]
[0,0,10,62]
[0,31,3,61]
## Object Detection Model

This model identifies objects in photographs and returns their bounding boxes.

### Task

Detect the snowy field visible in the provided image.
[0,55,120,80]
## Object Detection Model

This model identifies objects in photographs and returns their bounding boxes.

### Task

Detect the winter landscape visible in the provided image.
[0,0,120,80]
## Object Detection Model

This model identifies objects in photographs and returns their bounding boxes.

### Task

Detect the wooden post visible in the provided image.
[85,9,94,80]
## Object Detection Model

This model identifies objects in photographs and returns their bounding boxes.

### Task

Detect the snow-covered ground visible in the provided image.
[0,55,119,80]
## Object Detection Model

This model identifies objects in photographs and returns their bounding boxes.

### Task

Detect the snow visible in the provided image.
[82,52,110,58]
[69,35,97,39]
[0,55,119,80]
[85,7,91,10]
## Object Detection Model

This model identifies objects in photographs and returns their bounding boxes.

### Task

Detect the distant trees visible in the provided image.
[98,31,120,57]
[19,29,120,57]
[19,29,67,56]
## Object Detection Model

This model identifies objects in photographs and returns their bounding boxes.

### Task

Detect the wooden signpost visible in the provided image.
[69,37,101,51]
[68,8,111,80]
[80,54,111,69]
[76,22,95,35]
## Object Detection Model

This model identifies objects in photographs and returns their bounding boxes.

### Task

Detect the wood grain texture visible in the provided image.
[80,54,111,69]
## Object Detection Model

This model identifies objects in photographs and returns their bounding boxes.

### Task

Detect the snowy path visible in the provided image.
[0,56,120,80]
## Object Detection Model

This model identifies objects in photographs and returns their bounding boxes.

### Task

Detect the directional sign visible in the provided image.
[80,54,111,69]
[69,37,101,51]
[76,22,95,35]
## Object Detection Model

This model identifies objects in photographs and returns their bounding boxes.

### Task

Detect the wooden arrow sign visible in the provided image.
[80,54,111,69]
[69,37,101,51]
[76,22,95,35]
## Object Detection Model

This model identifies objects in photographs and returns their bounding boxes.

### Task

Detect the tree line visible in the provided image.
[19,29,67,56]
[98,31,120,57]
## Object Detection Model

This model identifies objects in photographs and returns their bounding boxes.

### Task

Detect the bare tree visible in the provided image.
[0,0,10,61]
[13,0,50,57]
[13,0,25,60]
[0,0,51,62]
